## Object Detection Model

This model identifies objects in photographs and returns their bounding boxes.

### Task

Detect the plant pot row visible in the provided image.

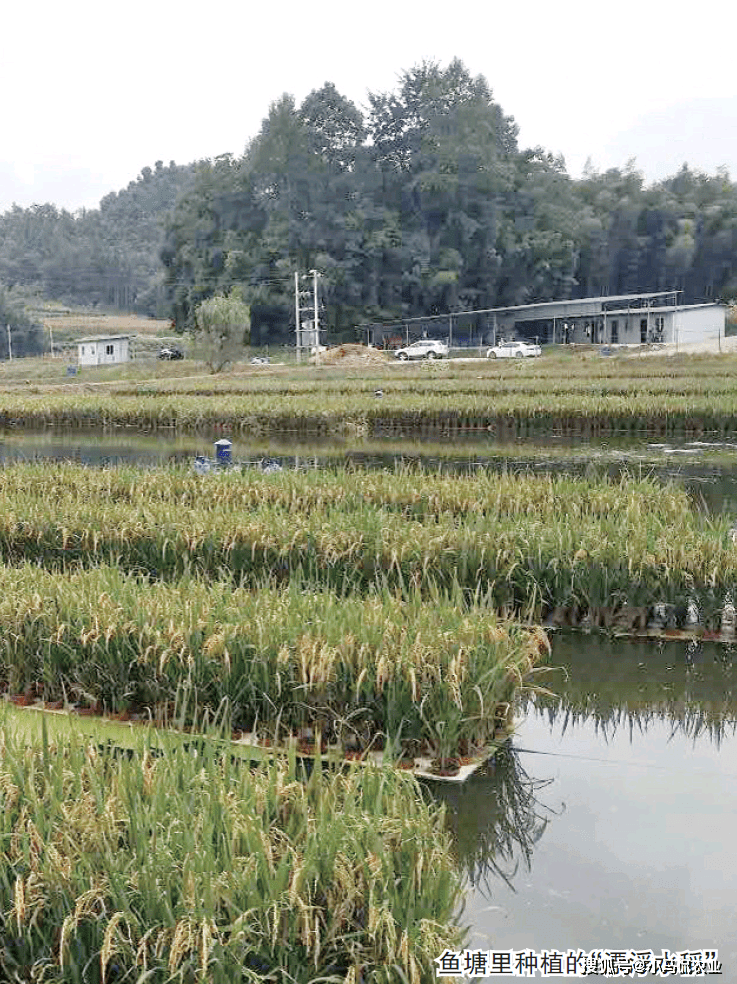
[3,696,494,774]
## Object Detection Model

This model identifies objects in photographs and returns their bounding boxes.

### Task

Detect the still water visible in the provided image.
[3,428,737,975]
[436,634,737,978]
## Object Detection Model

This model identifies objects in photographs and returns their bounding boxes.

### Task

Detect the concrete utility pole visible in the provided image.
[294,271,301,364]
[311,269,320,365]
[295,270,322,364]
[6,324,12,361]
[674,290,679,351]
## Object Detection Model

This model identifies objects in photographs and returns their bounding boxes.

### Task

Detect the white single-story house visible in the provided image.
[77,335,131,366]
[554,302,725,347]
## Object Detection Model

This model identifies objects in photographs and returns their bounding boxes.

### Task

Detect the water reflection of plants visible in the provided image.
[525,634,737,745]
[432,746,554,893]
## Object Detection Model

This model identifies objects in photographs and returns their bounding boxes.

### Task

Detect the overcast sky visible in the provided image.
[3,0,736,215]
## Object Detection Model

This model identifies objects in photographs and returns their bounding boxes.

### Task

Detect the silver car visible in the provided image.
[486,340,542,359]
[395,339,449,361]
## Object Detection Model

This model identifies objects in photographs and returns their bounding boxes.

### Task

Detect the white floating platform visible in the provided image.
[1,699,508,783]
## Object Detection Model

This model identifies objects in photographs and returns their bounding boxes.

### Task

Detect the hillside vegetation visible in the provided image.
[1,60,737,346]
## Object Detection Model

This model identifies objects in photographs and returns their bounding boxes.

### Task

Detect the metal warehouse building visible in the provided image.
[497,293,726,349]
[363,292,726,351]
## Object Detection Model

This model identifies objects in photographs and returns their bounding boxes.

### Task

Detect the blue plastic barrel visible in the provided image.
[214,439,232,464]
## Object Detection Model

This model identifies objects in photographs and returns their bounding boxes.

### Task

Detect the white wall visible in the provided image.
[604,305,725,346]
[78,338,129,366]
[667,305,725,345]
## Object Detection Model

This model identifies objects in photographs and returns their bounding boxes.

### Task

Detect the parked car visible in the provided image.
[158,346,184,360]
[395,339,449,361]
[486,340,542,359]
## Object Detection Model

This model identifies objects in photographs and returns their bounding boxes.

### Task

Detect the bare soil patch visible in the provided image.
[632,337,737,357]
[313,344,391,368]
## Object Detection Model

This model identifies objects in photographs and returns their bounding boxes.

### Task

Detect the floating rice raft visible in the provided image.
[2,698,514,783]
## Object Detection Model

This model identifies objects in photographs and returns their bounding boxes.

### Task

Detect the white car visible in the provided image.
[395,339,449,361]
[486,340,542,359]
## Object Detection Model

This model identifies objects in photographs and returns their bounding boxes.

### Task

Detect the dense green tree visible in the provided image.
[0,162,197,314]
[0,284,44,358]
[366,59,520,313]
[299,82,365,172]
[160,63,737,343]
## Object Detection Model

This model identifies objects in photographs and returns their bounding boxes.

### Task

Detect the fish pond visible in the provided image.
[1,425,736,978]
[436,632,737,978]
[5,425,737,514]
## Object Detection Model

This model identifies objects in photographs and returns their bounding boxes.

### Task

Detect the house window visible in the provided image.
[106,344,114,356]
[80,346,85,355]
[610,320,618,343]
[640,319,648,343]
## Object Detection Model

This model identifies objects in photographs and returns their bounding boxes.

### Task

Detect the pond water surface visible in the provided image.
[435,634,737,979]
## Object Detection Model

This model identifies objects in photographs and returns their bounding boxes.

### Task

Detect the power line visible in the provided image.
[511,744,737,778]
[0,266,297,290]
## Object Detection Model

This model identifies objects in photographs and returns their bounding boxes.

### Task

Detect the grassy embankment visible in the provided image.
[5,347,737,434]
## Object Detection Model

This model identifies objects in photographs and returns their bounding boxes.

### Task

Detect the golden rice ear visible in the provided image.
[100,912,127,983]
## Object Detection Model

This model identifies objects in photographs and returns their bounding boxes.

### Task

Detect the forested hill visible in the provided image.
[3,59,737,341]
[163,61,737,340]
[0,160,197,316]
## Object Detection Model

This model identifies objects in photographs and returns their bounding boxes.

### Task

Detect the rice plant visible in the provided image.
[7,350,737,434]
[0,566,545,761]
[0,720,465,982]
[0,462,733,622]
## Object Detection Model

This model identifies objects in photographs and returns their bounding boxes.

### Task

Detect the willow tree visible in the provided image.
[193,287,250,372]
